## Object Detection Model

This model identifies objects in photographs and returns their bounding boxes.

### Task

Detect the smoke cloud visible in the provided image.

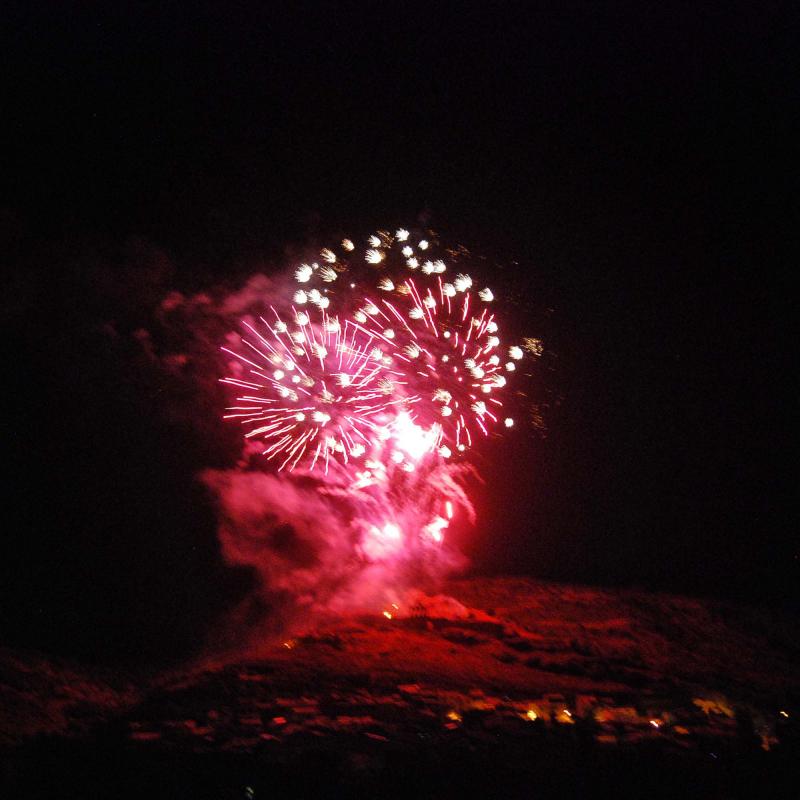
[145,265,475,644]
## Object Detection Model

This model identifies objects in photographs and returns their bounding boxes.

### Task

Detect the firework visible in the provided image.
[222,229,532,475]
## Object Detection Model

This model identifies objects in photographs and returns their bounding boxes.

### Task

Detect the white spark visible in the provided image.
[509,345,523,360]
[378,277,395,291]
[419,239,429,250]
[402,245,413,257]
[320,248,336,263]
[396,228,409,241]
[454,273,472,292]
[366,248,384,264]
[295,264,313,283]
[319,266,338,282]
[479,288,494,302]
[342,238,355,251]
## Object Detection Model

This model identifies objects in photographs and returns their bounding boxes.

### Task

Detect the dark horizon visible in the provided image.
[1,2,795,665]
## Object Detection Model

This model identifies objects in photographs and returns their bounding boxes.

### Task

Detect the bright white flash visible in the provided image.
[454,274,472,292]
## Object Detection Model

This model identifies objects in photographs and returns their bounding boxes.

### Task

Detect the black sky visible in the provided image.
[1,2,796,663]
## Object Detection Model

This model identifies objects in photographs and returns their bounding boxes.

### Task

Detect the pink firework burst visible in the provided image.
[221,228,535,474]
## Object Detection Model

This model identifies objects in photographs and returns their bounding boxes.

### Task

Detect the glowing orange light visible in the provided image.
[383,611,393,619]
[525,710,538,721]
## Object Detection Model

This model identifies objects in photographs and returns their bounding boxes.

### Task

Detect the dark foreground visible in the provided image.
[2,579,799,798]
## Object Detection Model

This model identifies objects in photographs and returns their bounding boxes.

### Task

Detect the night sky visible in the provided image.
[2,2,796,664]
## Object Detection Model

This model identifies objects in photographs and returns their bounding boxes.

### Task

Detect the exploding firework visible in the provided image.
[222,229,533,473]
[218,228,537,564]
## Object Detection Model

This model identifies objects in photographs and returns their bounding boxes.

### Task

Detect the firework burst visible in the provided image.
[222,230,534,474]
[219,229,536,558]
